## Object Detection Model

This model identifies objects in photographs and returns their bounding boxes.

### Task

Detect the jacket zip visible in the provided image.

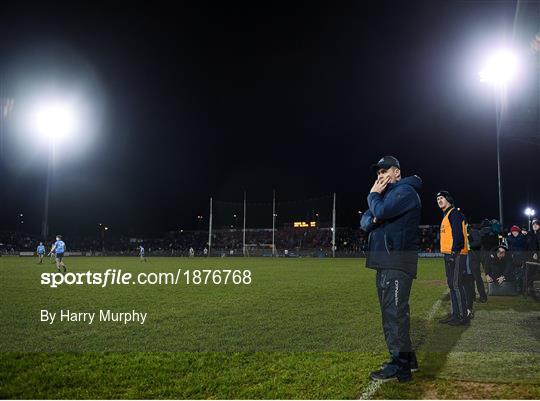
[384,233,391,254]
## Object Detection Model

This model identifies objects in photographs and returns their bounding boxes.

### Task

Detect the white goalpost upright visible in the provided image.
[208,197,213,257]
[332,192,336,258]
[272,190,276,257]
[243,191,246,257]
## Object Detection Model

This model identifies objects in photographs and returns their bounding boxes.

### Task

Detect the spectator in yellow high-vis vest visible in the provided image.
[436,191,471,326]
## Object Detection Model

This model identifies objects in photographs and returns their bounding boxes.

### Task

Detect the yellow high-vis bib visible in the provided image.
[440,208,468,255]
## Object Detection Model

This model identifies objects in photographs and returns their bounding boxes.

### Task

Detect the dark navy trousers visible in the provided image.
[376,269,414,370]
[444,254,468,319]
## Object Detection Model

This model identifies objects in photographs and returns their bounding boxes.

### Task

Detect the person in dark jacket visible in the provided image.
[467,224,488,303]
[507,225,528,292]
[486,245,514,284]
[360,156,421,383]
[507,225,528,255]
[525,218,540,293]
[527,218,540,261]
[480,219,500,272]
[437,191,470,326]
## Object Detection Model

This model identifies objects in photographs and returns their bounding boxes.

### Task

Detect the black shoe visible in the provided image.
[447,316,470,326]
[381,356,419,373]
[478,296,487,303]
[370,367,412,382]
[438,314,454,324]
[379,364,418,373]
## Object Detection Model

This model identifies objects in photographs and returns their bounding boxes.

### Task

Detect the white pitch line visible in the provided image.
[359,379,383,400]
[426,289,449,321]
[426,299,442,321]
[357,290,447,400]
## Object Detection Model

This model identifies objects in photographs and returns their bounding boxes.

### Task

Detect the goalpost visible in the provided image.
[209,192,336,257]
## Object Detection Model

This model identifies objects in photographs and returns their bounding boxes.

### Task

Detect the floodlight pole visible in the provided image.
[243,191,246,257]
[494,85,505,229]
[41,142,54,240]
[525,209,536,231]
[0,80,4,160]
[208,197,213,257]
[272,190,276,257]
[332,192,336,258]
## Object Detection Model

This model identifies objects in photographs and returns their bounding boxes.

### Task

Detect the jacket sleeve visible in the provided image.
[367,185,419,221]
[469,228,481,249]
[485,255,493,276]
[528,233,540,251]
[360,210,376,232]
[503,257,513,278]
[448,209,465,253]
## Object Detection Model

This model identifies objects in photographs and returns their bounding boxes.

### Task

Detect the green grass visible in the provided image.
[0,256,538,399]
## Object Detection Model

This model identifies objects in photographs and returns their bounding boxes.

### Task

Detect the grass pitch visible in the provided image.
[0,256,538,399]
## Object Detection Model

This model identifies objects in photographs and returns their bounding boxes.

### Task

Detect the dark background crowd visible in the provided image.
[1,225,428,257]
[2,218,538,259]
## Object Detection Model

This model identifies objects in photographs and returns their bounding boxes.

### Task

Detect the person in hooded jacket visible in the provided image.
[436,191,470,326]
[361,156,421,383]
[507,225,528,292]
[525,218,540,295]
[479,219,500,270]
[527,218,540,261]
[486,245,514,288]
[507,225,528,260]
[467,223,488,303]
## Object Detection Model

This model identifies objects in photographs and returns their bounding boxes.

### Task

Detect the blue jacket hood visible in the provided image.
[392,175,422,191]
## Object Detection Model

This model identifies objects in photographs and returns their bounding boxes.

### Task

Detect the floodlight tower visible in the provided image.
[33,101,77,239]
[478,49,518,229]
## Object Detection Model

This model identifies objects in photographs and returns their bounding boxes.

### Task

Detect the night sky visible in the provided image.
[1,1,539,236]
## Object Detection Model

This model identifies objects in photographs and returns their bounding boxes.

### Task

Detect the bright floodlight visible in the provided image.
[33,101,77,140]
[525,208,536,217]
[478,49,518,85]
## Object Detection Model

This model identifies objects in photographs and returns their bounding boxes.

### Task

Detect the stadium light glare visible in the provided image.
[476,48,520,229]
[478,49,518,85]
[525,207,536,230]
[32,101,78,140]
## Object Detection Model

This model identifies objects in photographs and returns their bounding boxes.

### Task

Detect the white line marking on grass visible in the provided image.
[357,290,447,399]
[426,290,448,321]
[359,379,383,400]
[426,299,442,321]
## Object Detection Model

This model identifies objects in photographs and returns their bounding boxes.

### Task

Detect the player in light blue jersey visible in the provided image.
[49,235,67,272]
[36,242,46,264]
[139,245,147,262]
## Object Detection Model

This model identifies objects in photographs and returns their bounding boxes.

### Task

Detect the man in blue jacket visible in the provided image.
[361,156,422,382]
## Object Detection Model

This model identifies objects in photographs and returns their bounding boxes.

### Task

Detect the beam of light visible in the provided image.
[525,207,535,217]
[478,49,519,85]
